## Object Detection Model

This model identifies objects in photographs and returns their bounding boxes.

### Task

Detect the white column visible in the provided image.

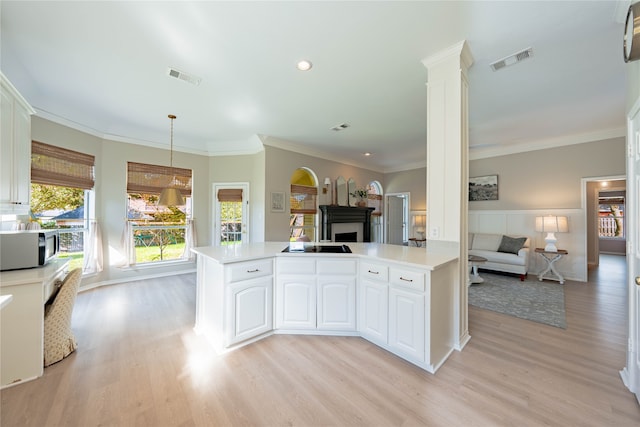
[422,41,473,350]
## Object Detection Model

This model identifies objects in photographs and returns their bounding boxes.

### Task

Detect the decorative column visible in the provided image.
[422,41,473,350]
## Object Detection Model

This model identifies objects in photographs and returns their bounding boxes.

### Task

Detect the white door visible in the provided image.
[213,183,249,246]
[622,99,640,403]
[386,194,407,245]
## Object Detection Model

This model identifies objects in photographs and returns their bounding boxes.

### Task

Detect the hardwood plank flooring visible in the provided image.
[1,255,639,426]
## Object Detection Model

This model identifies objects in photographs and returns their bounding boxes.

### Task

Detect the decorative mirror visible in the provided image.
[336,176,347,206]
[348,178,356,207]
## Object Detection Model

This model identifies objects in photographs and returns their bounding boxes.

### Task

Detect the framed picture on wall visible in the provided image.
[271,191,285,212]
[469,175,498,201]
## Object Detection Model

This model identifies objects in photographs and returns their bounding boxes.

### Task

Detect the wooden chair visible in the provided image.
[44,268,82,367]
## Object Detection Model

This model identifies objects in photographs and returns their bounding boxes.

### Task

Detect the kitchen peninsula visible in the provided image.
[191,242,459,373]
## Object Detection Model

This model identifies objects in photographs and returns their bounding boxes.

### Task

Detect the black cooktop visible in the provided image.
[281,244,352,254]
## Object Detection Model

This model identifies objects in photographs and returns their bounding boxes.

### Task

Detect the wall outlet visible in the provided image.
[430,226,440,238]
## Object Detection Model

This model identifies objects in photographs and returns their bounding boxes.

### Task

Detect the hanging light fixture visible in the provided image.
[158,114,185,207]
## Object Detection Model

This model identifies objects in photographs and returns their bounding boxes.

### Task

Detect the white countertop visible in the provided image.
[191,242,458,270]
[0,258,70,288]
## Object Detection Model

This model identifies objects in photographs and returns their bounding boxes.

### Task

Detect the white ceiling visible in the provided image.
[0,1,630,172]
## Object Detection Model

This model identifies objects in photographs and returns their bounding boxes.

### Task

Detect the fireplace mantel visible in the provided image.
[319,205,375,242]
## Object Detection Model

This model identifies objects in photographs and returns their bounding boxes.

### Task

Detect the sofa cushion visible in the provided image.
[471,233,502,251]
[469,249,528,266]
[497,235,527,254]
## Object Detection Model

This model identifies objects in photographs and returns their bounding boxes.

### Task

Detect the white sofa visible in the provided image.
[468,233,531,280]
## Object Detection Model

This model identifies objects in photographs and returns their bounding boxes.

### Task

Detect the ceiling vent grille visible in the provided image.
[167,67,202,86]
[490,47,533,71]
[331,123,350,131]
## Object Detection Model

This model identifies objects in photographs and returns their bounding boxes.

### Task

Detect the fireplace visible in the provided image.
[319,205,374,242]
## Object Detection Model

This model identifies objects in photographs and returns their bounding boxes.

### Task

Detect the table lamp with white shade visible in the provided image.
[535,215,568,252]
[413,214,426,239]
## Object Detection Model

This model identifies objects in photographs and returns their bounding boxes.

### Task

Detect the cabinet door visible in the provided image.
[317,275,356,331]
[226,276,273,346]
[276,275,316,329]
[358,279,388,345]
[388,287,425,362]
[0,87,31,213]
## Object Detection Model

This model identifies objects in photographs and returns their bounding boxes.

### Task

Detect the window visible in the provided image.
[126,162,193,264]
[217,188,244,245]
[30,141,96,272]
[290,168,318,241]
[598,193,625,239]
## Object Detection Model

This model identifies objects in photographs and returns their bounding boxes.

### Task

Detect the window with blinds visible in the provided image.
[127,162,192,196]
[290,184,317,214]
[31,141,95,189]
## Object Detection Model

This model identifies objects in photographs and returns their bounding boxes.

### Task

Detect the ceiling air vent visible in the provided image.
[331,123,350,131]
[167,67,202,86]
[490,47,533,71]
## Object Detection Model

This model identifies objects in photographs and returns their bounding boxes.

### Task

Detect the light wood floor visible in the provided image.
[1,255,639,426]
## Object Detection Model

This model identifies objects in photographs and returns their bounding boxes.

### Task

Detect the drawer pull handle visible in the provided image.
[246,269,260,273]
[368,270,379,274]
[400,277,413,282]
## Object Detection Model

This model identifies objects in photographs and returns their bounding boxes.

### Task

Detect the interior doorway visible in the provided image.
[385,192,410,245]
[584,176,626,268]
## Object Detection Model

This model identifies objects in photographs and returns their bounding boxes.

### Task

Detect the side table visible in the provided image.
[408,238,426,247]
[535,248,568,284]
[468,255,488,285]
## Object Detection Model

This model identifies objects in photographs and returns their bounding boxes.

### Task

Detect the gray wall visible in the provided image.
[469,138,626,210]
[384,167,426,211]
[264,144,384,241]
[31,117,211,287]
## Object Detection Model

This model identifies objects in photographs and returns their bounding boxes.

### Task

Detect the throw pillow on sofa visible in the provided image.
[497,235,527,254]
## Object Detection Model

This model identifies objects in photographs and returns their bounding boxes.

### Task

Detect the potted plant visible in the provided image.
[351,188,368,207]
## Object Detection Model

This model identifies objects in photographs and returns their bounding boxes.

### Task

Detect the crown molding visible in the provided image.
[469,127,626,160]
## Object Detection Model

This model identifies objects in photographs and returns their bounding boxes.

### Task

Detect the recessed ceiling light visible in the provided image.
[363,152,372,156]
[296,60,313,71]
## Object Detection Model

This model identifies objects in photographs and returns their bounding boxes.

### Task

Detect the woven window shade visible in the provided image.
[290,184,317,214]
[127,162,192,196]
[31,141,95,189]
[218,189,243,202]
[368,193,383,215]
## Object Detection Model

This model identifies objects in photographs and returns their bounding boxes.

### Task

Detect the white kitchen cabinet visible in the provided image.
[389,286,425,362]
[0,259,69,388]
[226,276,273,346]
[317,276,356,330]
[193,243,459,374]
[276,257,357,332]
[317,258,356,330]
[276,274,316,329]
[358,261,389,345]
[1,73,34,215]
[388,266,426,363]
[195,256,273,351]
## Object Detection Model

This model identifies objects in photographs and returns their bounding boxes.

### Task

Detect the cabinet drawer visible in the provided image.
[317,259,357,275]
[360,261,389,282]
[277,258,316,275]
[226,259,273,283]
[390,267,425,292]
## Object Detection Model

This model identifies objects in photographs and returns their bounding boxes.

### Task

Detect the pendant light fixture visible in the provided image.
[158,114,185,207]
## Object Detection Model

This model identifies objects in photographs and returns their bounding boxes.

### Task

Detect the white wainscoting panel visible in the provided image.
[468,209,586,282]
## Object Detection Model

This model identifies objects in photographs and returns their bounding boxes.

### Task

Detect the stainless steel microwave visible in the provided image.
[0,230,60,271]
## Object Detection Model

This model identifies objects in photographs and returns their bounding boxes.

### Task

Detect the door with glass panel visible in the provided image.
[214,183,249,246]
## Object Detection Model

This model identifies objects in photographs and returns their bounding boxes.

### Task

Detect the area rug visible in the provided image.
[468,272,567,328]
